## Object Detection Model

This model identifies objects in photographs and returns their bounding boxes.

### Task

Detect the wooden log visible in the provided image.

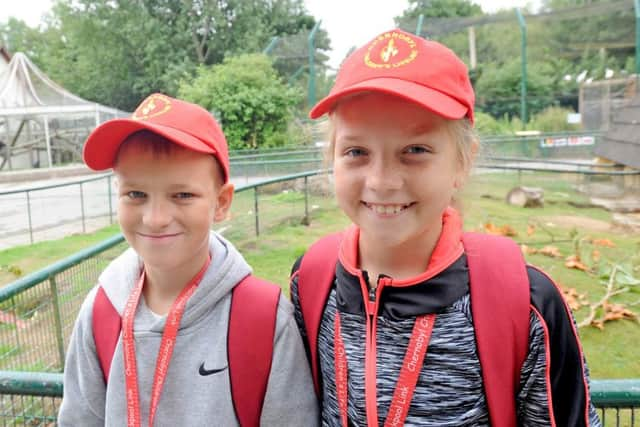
[506,186,544,208]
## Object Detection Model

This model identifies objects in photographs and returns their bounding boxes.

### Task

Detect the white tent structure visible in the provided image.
[0,52,127,171]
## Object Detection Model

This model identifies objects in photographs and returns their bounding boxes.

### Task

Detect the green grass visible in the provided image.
[0,224,121,286]
[240,171,640,380]
[1,171,638,380]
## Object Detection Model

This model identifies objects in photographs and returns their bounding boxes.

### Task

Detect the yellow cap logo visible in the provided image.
[365,31,418,69]
[132,94,172,120]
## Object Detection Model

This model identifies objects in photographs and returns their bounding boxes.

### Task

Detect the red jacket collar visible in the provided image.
[338,207,464,286]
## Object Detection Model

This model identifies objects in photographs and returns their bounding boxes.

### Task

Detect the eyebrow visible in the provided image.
[407,123,437,136]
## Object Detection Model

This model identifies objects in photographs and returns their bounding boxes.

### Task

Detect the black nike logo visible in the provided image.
[199,362,228,376]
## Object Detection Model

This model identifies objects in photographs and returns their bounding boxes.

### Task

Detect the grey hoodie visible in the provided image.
[58,232,319,426]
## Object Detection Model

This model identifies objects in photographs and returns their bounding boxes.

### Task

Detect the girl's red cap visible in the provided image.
[310,29,475,125]
[83,93,230,182]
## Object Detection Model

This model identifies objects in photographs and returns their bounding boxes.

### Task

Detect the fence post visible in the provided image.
[26,190,34,244]
[308,20,321,108]
[303,176,310,226]
[11,296,21,367]
[107,175,114,224]
[635,0,640,74]
[515,8,528,126]
[48,276,66,370]
[415,14,424,37]
[254,187,260,237]
[79,182,86,233]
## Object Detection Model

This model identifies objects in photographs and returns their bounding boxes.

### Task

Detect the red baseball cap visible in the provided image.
[310,29,475,124]
[83,93,230,182]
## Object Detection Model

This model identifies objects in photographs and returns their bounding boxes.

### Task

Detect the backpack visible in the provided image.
[92,275,281,427]
[295,232,530,427]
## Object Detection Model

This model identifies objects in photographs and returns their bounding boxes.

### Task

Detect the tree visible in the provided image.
[474,59,556,120]
[395,0,483,33]
[178,53,302,149]
[4,0,326,111]
[396,0,482,20]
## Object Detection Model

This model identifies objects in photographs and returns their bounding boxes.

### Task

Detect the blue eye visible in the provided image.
[344,147,367,157]
[175,192,194,199]
[404,145,430,154]
[126,191,146,199]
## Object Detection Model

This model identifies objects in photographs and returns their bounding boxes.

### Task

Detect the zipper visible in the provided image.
[360,273,392,427]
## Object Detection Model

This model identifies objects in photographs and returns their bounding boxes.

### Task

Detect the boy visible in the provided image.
[58,93,319,426]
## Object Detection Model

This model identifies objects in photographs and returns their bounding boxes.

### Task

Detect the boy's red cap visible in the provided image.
[83,93,230,182]
[310,29,475,124]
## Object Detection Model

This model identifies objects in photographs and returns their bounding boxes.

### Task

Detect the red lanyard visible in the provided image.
[122,257,211,427]
[334,312,436,427]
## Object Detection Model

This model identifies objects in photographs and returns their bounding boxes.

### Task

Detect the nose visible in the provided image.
[142,198,172,229]
[365,158,402,192]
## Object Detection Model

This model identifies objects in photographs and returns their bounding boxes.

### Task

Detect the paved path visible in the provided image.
[0,173,268,250]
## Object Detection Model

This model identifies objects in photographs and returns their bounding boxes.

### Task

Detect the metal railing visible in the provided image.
[0,156,326,248]
[0,170,332,371]
[1,169,640,425]
[3,132,636,249]
[0,372,638,425]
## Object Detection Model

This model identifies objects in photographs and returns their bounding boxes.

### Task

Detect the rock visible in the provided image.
[506,186,544,208]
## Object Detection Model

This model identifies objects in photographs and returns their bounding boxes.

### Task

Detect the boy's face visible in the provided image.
[114,142,233,274]
[332,92,464,251]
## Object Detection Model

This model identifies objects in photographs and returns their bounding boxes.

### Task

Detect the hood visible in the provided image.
[97,231,252,330]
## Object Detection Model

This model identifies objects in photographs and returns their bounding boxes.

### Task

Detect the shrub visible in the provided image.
[179,54,303,149]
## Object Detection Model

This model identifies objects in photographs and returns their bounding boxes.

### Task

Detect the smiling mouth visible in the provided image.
[138,232,181,239]
[363,202,414,215]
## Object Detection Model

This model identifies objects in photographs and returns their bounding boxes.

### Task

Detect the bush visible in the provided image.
[527,106,581,133]
[179,54,303,150]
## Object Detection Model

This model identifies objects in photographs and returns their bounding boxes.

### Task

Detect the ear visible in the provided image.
[214,182,234,222]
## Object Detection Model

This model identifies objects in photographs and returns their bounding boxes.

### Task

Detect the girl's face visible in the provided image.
[332,92,464,252]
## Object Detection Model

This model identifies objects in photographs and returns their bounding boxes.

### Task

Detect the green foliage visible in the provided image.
[476,105,582,136]
[394,0,635,121]
[528,106,581,132]
[475,59,556,120]
[396,0,482,25]
[179,54,302,150]
[1,0,324,111]
[474,111,504,136]
[0,264,23,278]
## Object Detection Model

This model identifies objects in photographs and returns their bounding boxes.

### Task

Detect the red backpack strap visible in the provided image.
[228,275,281,427]
[92,285,121,384]
[462,232,530,427]
[296,232,343,395]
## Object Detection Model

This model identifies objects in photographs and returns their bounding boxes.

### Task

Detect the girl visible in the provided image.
[290,29,600,426]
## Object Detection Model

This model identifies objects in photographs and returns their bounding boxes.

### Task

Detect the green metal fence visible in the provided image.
[1,169,640,425]
[0,170,336,424]
[1,132,627,249]
[0,234,127,372]
[0,373,639,425]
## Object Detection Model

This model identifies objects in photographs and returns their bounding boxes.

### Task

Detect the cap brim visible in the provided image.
[309,77,469,120]
[83,118,218,171]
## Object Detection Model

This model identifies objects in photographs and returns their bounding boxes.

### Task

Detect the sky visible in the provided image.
[4,0,541,69]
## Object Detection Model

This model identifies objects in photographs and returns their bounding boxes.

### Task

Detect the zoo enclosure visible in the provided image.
[0,169,640,425]
[2,131,639,249]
